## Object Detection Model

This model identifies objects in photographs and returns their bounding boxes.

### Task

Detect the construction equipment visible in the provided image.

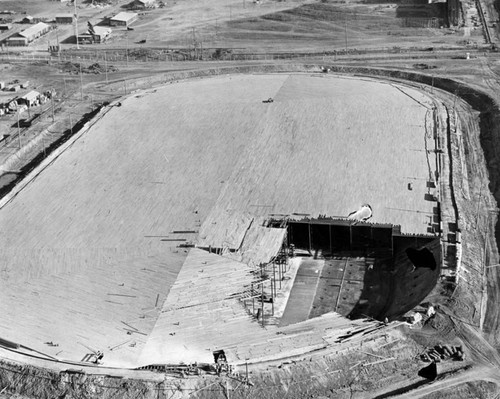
[420,344,465,362]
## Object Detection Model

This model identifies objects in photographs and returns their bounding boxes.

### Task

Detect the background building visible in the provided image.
[132,0,156,9]
[78,26,112,44]
[55,14,74,24]
[5,22,51,46]
[109,12,138,27]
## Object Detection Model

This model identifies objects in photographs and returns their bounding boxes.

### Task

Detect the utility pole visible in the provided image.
[17,111,21,149]
[79,62,84,100]
[344,13,348,53]
[104,51,108,84]
[56,27,60,55]
[50,90,55,122]
[126,32,129,66]
[74,0,79,49]
[69,111,73,134]
[192,27,196,59]
[261,282,264,327]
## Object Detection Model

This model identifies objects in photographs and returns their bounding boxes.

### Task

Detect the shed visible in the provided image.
[109,12,138,27]
[19,90,41,107]
[6,36,28,46]
[22,16,34,24]
[0,24,12,31]
[55,14,74,24]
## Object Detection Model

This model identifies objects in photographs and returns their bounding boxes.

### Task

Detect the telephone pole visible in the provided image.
[74,0,79,49]
[79,62,84,100]
[344,13,348,53]
[104,51,108,84]
[50,90,55,122]
[126,32,129,66]
[17,112,22,149]
[192,27,196,59]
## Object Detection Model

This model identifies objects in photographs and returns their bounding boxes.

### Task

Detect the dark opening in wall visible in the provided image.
[311,224,330,250]
[288,223,310,250]
[418,362,437,381]
[406,247,437,270]
[331,225,351,251]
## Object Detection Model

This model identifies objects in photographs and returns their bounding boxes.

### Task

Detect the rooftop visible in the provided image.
[19,22,50,38]
[21,90,40,102]
[111,12,138,22]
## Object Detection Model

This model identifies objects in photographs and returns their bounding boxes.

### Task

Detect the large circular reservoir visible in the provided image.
[0,73,442,368]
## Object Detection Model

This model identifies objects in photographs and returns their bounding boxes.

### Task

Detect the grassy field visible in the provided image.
[0,73,437,367]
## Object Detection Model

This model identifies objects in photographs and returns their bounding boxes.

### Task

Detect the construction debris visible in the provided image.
[62,62,118,75]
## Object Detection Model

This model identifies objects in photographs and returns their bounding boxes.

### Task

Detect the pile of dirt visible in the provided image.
[413,63,438,69]
[62,62,118,75]
[127,48,166,60]
[0,360,167,399]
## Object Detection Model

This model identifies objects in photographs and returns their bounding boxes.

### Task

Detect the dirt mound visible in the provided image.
[0,360,164,399]
[62,62,118,75]
[127,48,166,60]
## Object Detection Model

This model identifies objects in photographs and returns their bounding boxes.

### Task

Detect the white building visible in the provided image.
[6,22,51,46]
[109,12,138,27]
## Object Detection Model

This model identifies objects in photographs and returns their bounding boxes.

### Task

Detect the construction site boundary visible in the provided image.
[0,64,498,392]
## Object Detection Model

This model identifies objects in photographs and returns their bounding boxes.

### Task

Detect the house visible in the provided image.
[78,26,112,44]
[22,16,34,24]
[19,90,41,107]
[55,14,74,24]
[6,22,51,46]
[0,24,12,31]
[132,0,156,9]
[7,85,20,92]
[109,12,138,27]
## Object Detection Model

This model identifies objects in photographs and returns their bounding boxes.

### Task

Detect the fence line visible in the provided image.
[0,44,482,66]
